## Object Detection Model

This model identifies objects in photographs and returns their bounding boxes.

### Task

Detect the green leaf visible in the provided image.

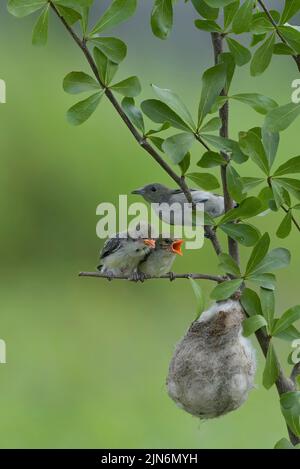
[198,64,226,127]
[220,223,260,247]
[241,287,263,317]
[219,196,262,224]
[110,76,141,97]
[248,273,276,290]
[199,117,222,133]
[242,177,264,191]
[251,248,291,276]
[162,133,195,164]
[197,151,225,168]
[189,278,205,320]
[201,134,247,163]
[226,37,252,66]
[93,47,118,86]
[141,99,192,131]
[276,211,292,239]
[272,306,300,336]
[274,438,295,449]
[271,179,285,208]
[90,37,127,64]
[260,287,275,329]
[231,93,278,115]
[191,0,219,20]
[274,156,300,176]
[273,42,295,55]
[274,177,300,196]
[67,91,103,126]
[55,5,81,25]
[232,0,253,34]
[281,0,300,24]
[210,279,243,301]
[280,392,300,437]
[279,25,300,54]
[7,0,46,17]
[152,84,196,130]
[263,342,280,389]
[218,253,241,276]
[186,172,220,190]
[245,232,270,276]
[89,0,137,36]
[226,164,244,202]
[195,19,223,32]
[243,315,267,337]
[219,52,236,93]
[179,153,191,176]
[151,0,173,40]
[265,103,300,132]
[262,127,279,169]
[121,98,145,133]
[224,1,240,30]
[239,128,270,175]
[250,33,275,76]
[32,4,49,46]
[63,72,100,94]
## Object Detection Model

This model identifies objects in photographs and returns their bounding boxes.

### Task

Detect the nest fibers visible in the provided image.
[167,300,256,419]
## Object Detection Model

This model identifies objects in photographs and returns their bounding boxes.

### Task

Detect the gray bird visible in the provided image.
[97,228,156,280]
[138,237,184,278]
[132,183,232,225]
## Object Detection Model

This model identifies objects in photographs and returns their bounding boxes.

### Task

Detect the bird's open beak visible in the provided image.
[171,240,184,256]
[131,188,143,195]
[144,239,156,249]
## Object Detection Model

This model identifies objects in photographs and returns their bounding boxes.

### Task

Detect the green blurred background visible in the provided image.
[1,0,300,449]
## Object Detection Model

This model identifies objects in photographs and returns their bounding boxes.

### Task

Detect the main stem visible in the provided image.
[211,33,239,263]
[211,31,299,446]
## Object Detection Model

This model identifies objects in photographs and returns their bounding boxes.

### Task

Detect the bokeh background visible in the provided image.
[1,0,300,449]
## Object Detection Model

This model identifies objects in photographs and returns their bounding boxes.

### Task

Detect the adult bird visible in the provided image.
[132,183,233,225]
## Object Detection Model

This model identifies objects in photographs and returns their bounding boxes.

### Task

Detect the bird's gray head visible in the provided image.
[131,183,172,203]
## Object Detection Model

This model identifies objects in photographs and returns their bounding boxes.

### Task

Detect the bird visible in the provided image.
[138,237,184,279]
[132,183,233,225]
[97,225,156,280]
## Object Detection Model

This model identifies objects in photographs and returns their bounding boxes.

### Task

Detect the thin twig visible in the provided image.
[257,0,300,72]
[79,271,224,282]
[49,1,222,257]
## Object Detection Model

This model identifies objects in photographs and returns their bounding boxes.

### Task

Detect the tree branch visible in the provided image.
[79,271,224,282]
[211,32,239,264]
[49,1,222,257]
[257,0,300,72]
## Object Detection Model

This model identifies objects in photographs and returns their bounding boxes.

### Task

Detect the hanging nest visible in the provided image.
[167,300,256,419]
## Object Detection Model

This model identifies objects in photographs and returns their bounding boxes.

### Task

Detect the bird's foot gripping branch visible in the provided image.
[7,0,300,447]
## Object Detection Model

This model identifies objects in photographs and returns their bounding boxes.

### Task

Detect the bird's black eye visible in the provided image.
[135,248,140,252]
[151,186,157,192]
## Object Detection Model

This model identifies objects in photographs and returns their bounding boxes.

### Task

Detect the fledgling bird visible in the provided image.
[97,227,155,280]
[138,237,184,278]
[132,183,234,225]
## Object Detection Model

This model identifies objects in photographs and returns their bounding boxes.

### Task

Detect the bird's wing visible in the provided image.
[100,237,123,259]
[170,188,209,204]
